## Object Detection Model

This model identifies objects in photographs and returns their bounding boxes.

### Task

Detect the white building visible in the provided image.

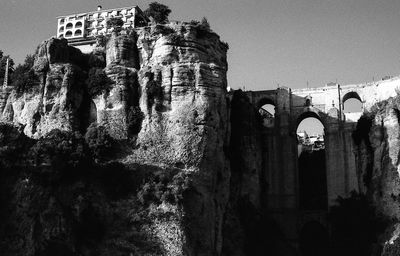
[56,5,148,53]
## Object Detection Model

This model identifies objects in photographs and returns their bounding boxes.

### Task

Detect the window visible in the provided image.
[65,31,73,37]
[74,30,82,37]
[59,27,64,33]
[66,23,73,29]
[75,21,83,28]
[59,18,65,25]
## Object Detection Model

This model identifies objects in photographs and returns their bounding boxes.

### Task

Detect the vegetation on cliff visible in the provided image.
[144,2,171,24]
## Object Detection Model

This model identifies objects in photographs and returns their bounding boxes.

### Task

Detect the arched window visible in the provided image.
[59,18,65,25]
[259,104,275,128]
[296,112,327,210]
[58,34,64,38]
[59,27,64,33]
[258,98,276,128]
[75,21,83,28]
[66,23,73,29]
[74,30,82,37]
[342,91,363,122]
[65,31,73,37]
[343,91,362,112]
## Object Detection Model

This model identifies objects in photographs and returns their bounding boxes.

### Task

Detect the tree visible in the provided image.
[106,17,124,33]
[10,54,37,93]
[201,17,210,30]
[144,2,171,24]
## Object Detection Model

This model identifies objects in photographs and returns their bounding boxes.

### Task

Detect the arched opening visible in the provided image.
[258,98,276,128]
[58,34,64,38]
[59,18,65,25]
[66,23,73,29]
[300,221,329,256]
[297,112,327,210]
[343,92,363,122]
[65,31,73,38]
[59,27,64,33]
[74,29,82,37]
[75,21,83,28]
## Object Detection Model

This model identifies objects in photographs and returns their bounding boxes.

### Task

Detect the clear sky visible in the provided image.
[1,0,400,91]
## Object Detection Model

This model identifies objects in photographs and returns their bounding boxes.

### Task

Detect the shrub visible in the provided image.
[107,17,124,33]
[85,123,116,162]
[95,34,109,48]
[144,2,171,24]
[0,123,32,168]
[127,106,144,135]
[10,54,38,94]
[29,129,89,184]
[190,17,213,38]
[86,67,113,97]
[136,169,189,206]
[200,17,210,30]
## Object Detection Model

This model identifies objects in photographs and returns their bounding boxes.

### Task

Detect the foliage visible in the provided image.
[96,34,109,48]
[85,123,117,162]
[144,2,171,24]
[29,129,89,184]
[107,17,124,33]
[88,50,106,68]
[127,106,144,135]
[329,191,389,256]
[10,54,38,94]
[200,17,210,30]
[86,67,113,97]
[136,169,189,206]
[190,17,213,38]
[145,72,162,109]
[0,123,32,168]
[221,40,230,49]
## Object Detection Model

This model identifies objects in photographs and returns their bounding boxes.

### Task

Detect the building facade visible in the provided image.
[56,5,148,53]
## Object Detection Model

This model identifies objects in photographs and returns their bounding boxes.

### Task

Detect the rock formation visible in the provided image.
[0,22,269,256]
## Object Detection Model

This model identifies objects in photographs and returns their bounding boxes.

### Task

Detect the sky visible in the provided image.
[1,0,400,91]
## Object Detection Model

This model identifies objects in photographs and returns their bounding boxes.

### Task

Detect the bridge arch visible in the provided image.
[296,110,327,211]
[342,91,362,103]
[295,109,325,131]
[342,91,363,121]
[256,97,276,109]
[258,98,276,128]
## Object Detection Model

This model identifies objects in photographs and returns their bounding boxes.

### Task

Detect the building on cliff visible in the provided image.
[56,5,148,53]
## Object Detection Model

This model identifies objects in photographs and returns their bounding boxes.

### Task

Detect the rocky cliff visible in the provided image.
[352,96,400,255]
[0,22,267,256]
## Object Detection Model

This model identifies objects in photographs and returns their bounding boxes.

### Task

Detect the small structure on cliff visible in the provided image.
[56,5,148,53]
[2,58,9,88]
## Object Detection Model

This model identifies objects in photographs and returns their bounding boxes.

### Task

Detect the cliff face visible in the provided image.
[2,38,86,138]
[352,98,400,255]
[0,23,266,256]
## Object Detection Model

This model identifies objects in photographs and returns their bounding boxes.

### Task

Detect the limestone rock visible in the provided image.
[0,22,260,256]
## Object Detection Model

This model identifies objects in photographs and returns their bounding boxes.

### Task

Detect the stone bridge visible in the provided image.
[245,76,400,247]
